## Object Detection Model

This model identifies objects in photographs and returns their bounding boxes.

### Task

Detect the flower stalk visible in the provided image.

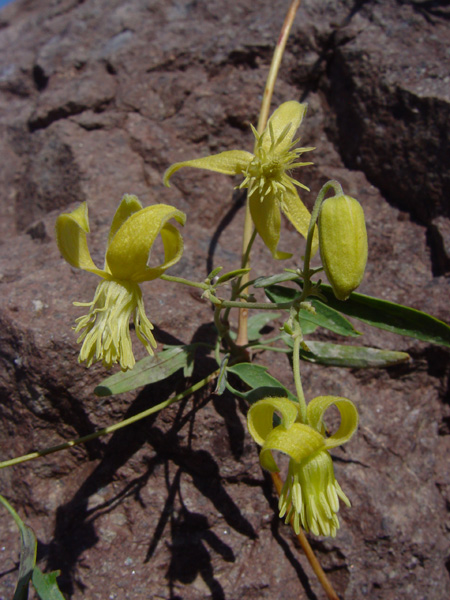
[271,471,340,600]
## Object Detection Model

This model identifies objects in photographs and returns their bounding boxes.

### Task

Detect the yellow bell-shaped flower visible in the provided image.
[247,395,358,537]
[164,101,317,259]
[56,195,186,371]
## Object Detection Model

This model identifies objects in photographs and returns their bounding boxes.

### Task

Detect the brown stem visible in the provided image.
[271,472,340,600]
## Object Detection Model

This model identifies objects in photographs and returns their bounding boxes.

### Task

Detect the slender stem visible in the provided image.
[160,274,208,290]
[292,335,306,422]
[220,299,294,310]
[236,226,257,346]
[0,494,24,530]
[236,210,254,346]
[302,179,343,289]
[236,0,302,346]
[256,0,302,134]
[0,370,220,470]
[271,472,340,600]
[241,227,257,271]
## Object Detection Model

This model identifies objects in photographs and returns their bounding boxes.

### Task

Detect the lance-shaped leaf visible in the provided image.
[265,285,359,337]
[94,345,197,396]
[299,341,410,368]
[247,312,281,341]
[0,494,37,600]
[227,362,297,403]
[317,284,450,348]
[32,568,65,600]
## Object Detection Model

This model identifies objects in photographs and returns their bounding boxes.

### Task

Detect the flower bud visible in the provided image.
[318,194,368,301]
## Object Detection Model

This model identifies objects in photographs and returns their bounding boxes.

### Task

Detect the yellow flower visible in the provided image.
[164,101,317,259]
[56,195,186,371]
[247,395,358,537]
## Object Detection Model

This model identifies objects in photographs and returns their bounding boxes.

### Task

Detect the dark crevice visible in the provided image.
[28,101,110,132]
[225,114,250,131]
[396,0,450,23]
[427,223,450,276]
[227,47,270,70]
[32,64,49,92]
[105,61,116,76]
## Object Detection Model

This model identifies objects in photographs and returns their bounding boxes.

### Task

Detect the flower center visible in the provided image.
[278,449,350,537]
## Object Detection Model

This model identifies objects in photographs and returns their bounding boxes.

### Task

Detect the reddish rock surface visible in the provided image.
[0,0,449,598]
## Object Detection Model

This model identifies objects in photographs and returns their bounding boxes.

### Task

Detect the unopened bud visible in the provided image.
[318,194,368,301]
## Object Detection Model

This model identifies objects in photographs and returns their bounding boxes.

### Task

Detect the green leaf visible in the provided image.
[94,345,197,396]
[0,495,37,600]
[215,354,229,395]
[299,341,410,368]
[247,312,281,341]
[32,568,65,600]
[263,284,298,303]
[317,284,450,348]
[227,363,297,404]
[207,266,223,280]
[14,524,36,600]
[183,351,195,378]
[254,272,299,288]
[298,312,318,335]
[265,285,359,337]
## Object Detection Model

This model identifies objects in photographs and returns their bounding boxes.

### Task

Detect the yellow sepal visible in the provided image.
[249,191,291,260]
[247,396,300,447]
[282,186,318,256]
[105,205,186,282]
[108,194,143,246]
[163,150,253,186]
[55,202,108,278]
[261,101,307,155]
[260,423,325,472]
[306,395,359,449]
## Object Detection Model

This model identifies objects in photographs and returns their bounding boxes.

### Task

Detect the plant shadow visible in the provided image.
[40,325,253,598]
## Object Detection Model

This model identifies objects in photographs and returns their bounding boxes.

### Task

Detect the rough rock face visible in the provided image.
[0,0,449,598]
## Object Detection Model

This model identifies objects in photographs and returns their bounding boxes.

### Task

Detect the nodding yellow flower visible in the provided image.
[56,195,186,371]
[164,101,317,259]
[247,395,358,537]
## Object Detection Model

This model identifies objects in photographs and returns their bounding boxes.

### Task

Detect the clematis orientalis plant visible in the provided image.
[247,395,358,537]
[56,195,186,371]
[164,101,317,259]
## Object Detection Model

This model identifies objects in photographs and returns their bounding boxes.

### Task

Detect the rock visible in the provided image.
[0,0,449,599]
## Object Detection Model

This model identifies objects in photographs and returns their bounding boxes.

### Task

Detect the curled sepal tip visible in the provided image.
[306,395,359,449]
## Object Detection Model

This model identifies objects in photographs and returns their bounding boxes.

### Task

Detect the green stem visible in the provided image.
[293,335,307,422]
[220,299,294,310]
[0,494,24,530]
[236,210,254,346]
[301,179,343,298]
[0,370,220,470]
[240,228,257,271]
